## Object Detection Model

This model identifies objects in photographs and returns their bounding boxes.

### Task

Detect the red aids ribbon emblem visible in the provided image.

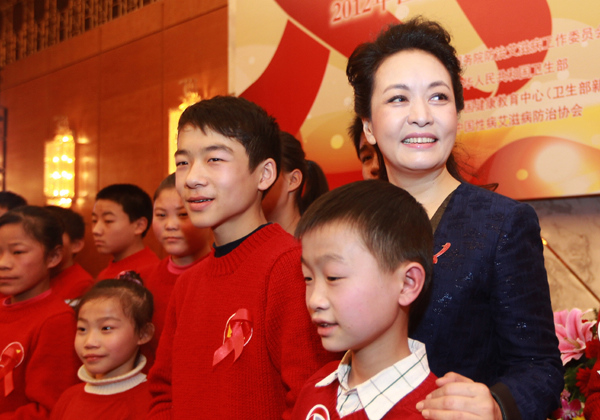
[306,404,330,420]
[212,309,253,367]
[433,243,451,264]
[0,342,25,396]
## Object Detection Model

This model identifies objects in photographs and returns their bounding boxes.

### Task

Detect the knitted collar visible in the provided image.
[79,355,147,395]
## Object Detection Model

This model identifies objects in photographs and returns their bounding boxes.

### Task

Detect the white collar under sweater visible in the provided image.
[78,355,147,395]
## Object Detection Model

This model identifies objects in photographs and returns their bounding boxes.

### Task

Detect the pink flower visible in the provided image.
[554,308,596,365]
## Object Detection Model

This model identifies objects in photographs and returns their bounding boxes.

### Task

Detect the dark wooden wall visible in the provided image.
[0,0,228,276]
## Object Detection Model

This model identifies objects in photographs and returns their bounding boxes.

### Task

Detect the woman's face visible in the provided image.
[364,49,458,182]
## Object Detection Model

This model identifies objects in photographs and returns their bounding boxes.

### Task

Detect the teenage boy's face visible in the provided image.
[175,126,270,245]
[92,200,141,260]
[301,222,405,358]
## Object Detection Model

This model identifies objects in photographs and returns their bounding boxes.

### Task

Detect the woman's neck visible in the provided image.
[388,168,460,218]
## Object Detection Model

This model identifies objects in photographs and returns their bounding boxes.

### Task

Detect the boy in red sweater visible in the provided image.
[148,96,336,419]
[292,180,436,420]
[93,184,159,281]
[45,206,94,303]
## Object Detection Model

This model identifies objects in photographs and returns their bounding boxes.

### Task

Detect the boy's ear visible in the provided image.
[70,238,85,254]
[362,118,377,146]
[132,217,148,236]
[257,158,277,192]
[287,168,303,193]
[137,323,155,345]
[396,262,426,307]
[46,245,63,269]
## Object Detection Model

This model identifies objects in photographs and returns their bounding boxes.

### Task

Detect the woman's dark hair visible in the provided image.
[0,206,63,256]
[347,17,466,182]
[76,272,154,333]
[347,16,464,117]
[279,132,329,215]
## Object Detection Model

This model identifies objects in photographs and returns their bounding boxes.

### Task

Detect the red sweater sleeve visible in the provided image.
[265,247,339,419]
[0,311,79,420]
[147,280,180,419]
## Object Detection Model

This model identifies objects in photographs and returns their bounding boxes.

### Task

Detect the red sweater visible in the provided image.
[292,362,438,420]
[144,256,207,369]
[0,291,80,419]
[96,247,159,282]
[50,381,150,420]
[148,224,338,419]
[50,263,94,302]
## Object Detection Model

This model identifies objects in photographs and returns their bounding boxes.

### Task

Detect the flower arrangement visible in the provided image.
[551,308,598,420]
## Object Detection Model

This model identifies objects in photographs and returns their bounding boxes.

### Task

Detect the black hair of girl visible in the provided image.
[346,16,466,183]
[279,131,329,215]
[154,173,176,201]
[76,272,154,333]
[0,205,63,256]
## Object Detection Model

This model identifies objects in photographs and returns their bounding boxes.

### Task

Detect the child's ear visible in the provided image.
[257,158,277,192]
[137,323,155,345]
[362,118,377,146]
[46,245,63,269]
[70,238,85,254]
[287,168,303,193]
[397,262,426,307]
[132,217,148,236]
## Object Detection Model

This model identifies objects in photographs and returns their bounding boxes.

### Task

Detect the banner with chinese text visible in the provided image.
[230,0,600,199]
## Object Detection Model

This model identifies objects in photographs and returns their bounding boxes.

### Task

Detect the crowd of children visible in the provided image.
[0,17,566,420]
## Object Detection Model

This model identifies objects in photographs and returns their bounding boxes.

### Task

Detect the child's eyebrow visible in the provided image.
[201,144,233,154]
[301,253,346,265]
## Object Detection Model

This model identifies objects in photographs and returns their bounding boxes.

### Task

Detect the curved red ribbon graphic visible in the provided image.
[212,309,253,367]
[0,342,25,396]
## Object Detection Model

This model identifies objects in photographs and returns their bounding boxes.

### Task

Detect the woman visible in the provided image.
[346,17,562,420]
[262,131,329,234]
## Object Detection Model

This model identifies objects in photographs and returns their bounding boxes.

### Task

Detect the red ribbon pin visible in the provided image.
[0,342,25,396]
[212,309,253,367]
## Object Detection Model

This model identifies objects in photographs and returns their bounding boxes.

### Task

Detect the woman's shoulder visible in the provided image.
[454,183,534,214]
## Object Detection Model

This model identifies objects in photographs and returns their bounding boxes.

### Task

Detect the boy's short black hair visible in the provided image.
[178,96,281,176]
[0,191,27,210]
[95,184,153,237]
[45,205,86,241]
[295,180,433,329]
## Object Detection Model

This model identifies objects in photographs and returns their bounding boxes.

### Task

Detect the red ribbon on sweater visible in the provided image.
[212,309,253,367]
[0,342,25,396]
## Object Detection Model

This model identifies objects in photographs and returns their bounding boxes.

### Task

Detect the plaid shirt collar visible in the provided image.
[316,339,430,420]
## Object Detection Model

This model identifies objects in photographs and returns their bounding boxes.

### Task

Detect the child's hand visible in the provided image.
[416,372,502,419]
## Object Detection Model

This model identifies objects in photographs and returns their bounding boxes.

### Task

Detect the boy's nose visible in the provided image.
[306,281,329,313]
[184,163,209,188]
[0,252,11,269]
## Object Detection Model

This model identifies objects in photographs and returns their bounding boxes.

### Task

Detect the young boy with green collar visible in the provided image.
[148,96,336,419]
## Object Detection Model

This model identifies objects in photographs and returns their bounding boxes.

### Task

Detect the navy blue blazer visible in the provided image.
[412,182,563,420]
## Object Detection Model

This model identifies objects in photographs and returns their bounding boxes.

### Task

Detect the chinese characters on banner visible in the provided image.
[230,0,600,199]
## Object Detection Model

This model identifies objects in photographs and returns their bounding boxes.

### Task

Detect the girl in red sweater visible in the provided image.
[0,206,79,418]
[145,173,212,357]
[51,274,155,420]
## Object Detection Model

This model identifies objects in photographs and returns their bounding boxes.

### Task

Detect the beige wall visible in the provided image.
[0,0,228,276]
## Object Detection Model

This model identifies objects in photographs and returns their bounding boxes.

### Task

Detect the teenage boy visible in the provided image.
[45,205,94,303]
[148,96,336,419]
[93,184,159,280]
[348,115,386,181]
[292,180,436,420]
